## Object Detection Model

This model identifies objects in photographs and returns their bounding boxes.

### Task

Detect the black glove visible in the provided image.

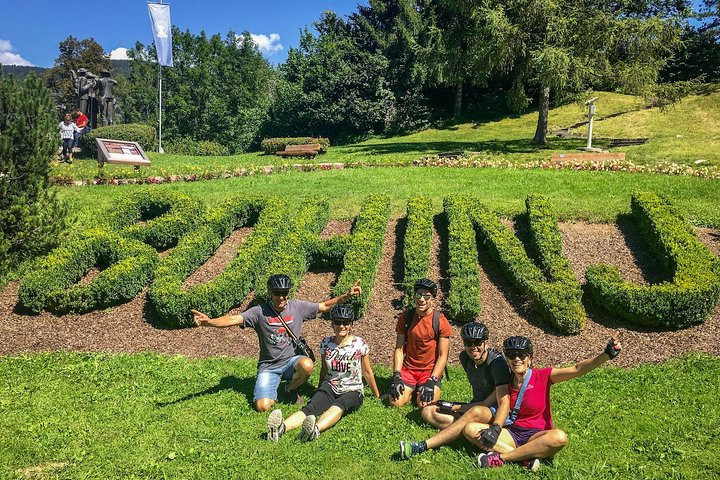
[604,337,621,359]
[479,424,502,450]
[419,376,437,403]
[389,371,404,400]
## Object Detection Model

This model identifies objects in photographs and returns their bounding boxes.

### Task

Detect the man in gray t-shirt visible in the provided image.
[193,274,361,412]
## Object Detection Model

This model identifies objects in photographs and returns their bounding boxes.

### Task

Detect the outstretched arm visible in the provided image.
[362,354,381,398]
[192,309,244,328]
[550,337,622,384]
[317,280,361,313]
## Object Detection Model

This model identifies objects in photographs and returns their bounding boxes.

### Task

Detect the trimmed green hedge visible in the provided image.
[403,196,434,307]
[108,190,205,250]
[260,137,330,154]
[469,197,585,334]
[148,196,286,328]
[79,123,157,158]
[18,228,157,314]
[254,198,330,304]
[333,195,391,316]
[307,235,352,270]
[585,192,720,328]
[444,196,482,323]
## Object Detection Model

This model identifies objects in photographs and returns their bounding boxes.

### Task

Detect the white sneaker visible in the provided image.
[522,458,541,472]
[298,415,319,442]
[267,409,284,442]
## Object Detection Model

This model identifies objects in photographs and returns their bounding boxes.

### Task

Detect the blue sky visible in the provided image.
[0,1,367,67]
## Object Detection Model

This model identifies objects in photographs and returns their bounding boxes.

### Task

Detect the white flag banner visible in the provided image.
[148,3,173,67]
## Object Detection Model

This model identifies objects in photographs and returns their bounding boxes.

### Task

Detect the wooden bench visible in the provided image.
[549,152,625,166]
[276,143,322,159]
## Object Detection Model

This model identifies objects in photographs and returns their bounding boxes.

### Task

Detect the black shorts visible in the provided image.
[301,382,364,417]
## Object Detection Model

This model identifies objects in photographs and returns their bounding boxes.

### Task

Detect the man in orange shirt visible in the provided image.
[387,278,451,410]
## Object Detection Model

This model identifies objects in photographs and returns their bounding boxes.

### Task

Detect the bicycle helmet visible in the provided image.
[414,278,437,298]
[267,274,292,291]
[461,322,489,341]
[503,336,533,356]
[331,304,355,322]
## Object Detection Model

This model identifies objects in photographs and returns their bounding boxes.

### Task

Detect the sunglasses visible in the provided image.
[271,290,290,297]
[332,320,353,326]
[505,350,530,360]
[414,292,432,300]
[463,339,485,348]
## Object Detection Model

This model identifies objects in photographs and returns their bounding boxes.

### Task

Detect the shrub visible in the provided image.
[107,190,205,249]
[443,196,481,323]
[403,196,434,307]
[333,195,391,316]
[307,235,352,270]
[254,198,330,304]
[585,192,720,329]
[18,228,157,314]
[148,196,286,328]
[79,123,157,158]
[260,137,330,155]
[0,73,67,273]
[469,197,586,334]
[164,137,229,156]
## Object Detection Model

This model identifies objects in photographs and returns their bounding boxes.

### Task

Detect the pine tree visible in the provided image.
[0,73,68,275]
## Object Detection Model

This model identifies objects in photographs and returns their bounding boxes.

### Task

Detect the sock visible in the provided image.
[416,441,428,454]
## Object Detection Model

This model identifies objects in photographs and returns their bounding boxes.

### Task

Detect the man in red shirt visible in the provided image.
[387,278,452,410]
[73,109,90,148]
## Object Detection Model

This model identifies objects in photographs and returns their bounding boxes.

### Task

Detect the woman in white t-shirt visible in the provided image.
[58,113,80,163]
[267,304,380,442]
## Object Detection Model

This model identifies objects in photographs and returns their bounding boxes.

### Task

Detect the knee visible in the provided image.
[420,405,436,423]
[462,422,482,441]
[255,399,275,412]
[549,429,568,448]
[297,357,314,375]
[466,405,491,423]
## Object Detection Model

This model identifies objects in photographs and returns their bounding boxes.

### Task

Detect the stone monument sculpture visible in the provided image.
[95,69,118,126]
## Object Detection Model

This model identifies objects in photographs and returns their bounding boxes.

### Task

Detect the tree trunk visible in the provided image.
[453,82,463,119]
[533,85,550,146]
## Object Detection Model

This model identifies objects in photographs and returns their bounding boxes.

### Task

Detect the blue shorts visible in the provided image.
[253,355,303,402]
[507,425,543,447]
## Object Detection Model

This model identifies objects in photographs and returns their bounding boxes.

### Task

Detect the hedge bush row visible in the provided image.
[443,196,482,323]
[148,196,286,328]
[18,229,157,314]
[585,192,720,328]
[403,196,434,306]
[108,190,205,250]
[79,123,157,158]
[469,197,585,334]
[333,195,391,316]
[260,137,330,154]
[254,198,330,304]
[307,234,352,270]
[163,137,229,156]
[525,195,586,333]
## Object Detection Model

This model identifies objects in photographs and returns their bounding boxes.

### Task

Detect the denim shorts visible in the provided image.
[253,355,303,402]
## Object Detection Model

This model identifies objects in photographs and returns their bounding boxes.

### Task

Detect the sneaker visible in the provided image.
[267,409,284,442]
[285,389,305,405]
[477,452,505,468]
[399,441,420,460]
[298,415,319,442]
[522,458,541,472]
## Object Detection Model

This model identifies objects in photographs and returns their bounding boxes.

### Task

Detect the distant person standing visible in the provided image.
[73,109,90,148]
[58,113,79,163]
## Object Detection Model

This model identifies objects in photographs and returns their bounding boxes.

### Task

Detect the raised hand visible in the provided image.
[348,279,362,297]
[604,337,622,359]
[192,309,210,327]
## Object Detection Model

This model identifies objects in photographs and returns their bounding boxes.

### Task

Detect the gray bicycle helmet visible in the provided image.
[267,274,292,291]
[503,336,533,356]
[331,304,355,322]
[461,322,489,341]
[414,278,437,297]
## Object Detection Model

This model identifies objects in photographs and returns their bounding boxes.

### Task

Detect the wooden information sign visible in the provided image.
[96,138,151,168]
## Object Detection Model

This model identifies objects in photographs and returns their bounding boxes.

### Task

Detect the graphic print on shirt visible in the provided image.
[267,315,295,347]
[320,336,369,394]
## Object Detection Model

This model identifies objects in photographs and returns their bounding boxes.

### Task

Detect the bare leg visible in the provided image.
[463,422,517,454]
[288,357,314,391]
[282,410,307,431]
[315,406,344,432]
[420,406,456,429]
[386,386,415,408]
[499,429,567,462]
[425,406,494,449]
[255,398,276,412]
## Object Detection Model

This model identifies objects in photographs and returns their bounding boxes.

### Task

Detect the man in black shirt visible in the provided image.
[400,322,511,459]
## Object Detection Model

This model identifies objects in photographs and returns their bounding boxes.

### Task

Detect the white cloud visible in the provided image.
[109,47,130,60]
[250,33,283,55]
[0,39,33,66]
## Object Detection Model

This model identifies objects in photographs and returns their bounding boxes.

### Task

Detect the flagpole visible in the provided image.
[158,63,163,153]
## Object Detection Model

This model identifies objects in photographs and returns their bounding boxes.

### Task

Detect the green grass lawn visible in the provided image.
[1,352,717,479]
[57,167,720,229]
[49,90,720,182]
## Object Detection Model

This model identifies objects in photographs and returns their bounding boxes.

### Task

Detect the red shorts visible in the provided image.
[400,367,441,389]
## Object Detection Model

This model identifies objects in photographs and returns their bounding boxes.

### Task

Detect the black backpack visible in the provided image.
[404,308,451,381]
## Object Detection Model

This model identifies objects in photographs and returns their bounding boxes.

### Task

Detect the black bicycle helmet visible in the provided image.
[331,304,355,322]
[414,278,437,298]
[267,274,292,291]
[503,336,533,356]
[461,322,489,341]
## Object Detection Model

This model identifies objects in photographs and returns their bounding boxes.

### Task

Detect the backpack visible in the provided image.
[404,308,451,381]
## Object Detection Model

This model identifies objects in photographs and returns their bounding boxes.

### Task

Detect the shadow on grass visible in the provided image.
[157,375,256,407]
[339,138,585,157]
